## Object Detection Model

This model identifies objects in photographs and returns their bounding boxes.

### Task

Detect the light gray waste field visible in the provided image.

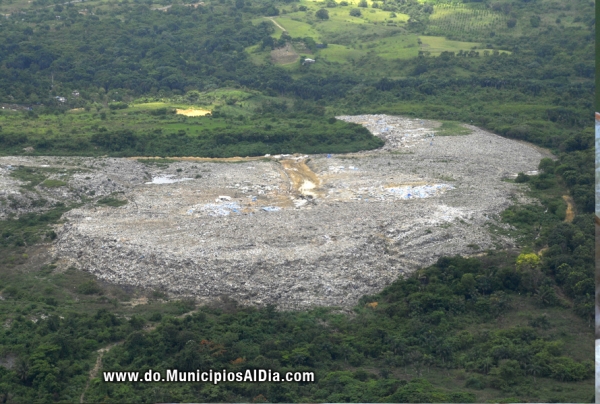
[0,115,547,309]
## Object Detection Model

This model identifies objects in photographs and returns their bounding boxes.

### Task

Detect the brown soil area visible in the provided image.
[175,108,211,117]
[280,158,322,198]
[562,195,575,222]
[271,43,299,65]
[131,156,263,162]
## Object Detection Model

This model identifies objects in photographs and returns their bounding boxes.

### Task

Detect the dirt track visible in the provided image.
[280,158,322,198]
[267,17,286,32]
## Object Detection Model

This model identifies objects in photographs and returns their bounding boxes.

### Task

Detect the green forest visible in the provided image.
[0,0,595,401]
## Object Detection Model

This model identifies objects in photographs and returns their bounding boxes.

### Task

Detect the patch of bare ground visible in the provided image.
[271,43,299,65]
[562,194,575,222]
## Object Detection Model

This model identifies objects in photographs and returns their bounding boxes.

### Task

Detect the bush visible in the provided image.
[316,8,329,19]
[515,172,529,183]
[149,312,163,322]
[77,280,102,295]
[97,197,128,207]
[538,158,555,174]
[465,376,486,390]
[497,359,523,385]
[350,8,362,16]
[149,107,173,116]
[108,102,128,110]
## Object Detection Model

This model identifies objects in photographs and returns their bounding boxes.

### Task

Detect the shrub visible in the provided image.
[149,312,163,322]
[515,172,529,183]
[41,179,67,188]
[108,102,128,110]
[77,280,102,295]
[316,8,329,19]
[465,376,485,389]
[350,8,362,16]
[97,197,128,207]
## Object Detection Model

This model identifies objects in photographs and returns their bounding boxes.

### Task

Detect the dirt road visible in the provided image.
[267,17,286,32]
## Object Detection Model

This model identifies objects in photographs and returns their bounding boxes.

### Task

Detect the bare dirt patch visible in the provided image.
[271,43,299,65]
[562,195,575,222]
[175,108,211,117]
[281,158,323,199]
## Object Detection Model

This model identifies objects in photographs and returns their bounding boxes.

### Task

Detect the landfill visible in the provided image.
[0,115,548,309]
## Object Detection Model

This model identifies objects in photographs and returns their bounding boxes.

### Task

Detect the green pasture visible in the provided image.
[361,35,419,59]
[280,2,409,27]
[0,88,269,149]
[418,36,511,56]
[434,121,472,136]
[419,36,480,54]
[317,44,363,63]
[245,44,271,65]
[271,16,322,39]
[258,3,514,65]
[319,35,417,63]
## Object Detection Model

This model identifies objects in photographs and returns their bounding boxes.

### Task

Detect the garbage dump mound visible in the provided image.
[0,115,546,309]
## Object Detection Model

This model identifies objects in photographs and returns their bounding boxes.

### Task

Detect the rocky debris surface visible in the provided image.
[0,156,199,219]
[337,114,440,151]
[2,116,546,309]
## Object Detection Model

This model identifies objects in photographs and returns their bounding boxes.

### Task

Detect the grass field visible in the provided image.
[249,1,511,69]
[427,3,508,37]
[0,88,275,153]
[317,44,363,63]
[434,121,473,136]
[245,44,272,65]
[418,36,511,56]
[271,16,322,39]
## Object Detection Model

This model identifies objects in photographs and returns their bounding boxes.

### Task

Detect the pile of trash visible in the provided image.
[385,184,454,199]
[336,114,436,150]
[145,175,193,184]
[328,165,358,173]
[338,184,454,202]
[261,206,281,212]
[193,202,241,217]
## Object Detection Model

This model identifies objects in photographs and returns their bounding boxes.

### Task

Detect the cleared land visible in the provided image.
[175,108,211,116]
[0,115,545,310]
[254,11,506,66]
